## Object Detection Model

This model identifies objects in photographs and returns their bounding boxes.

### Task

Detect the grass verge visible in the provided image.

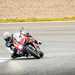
[0,16,75,23]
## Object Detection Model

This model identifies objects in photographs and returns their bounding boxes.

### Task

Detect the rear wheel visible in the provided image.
[11,49,18,59]
[11,53,17,59]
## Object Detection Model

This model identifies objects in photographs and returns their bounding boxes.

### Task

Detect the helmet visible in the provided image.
[26,32,30,35]
[3,32,11,39]
[20,30,30,36]
[20,30,25,34]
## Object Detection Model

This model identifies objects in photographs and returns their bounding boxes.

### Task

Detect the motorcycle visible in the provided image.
[4,34,44,59]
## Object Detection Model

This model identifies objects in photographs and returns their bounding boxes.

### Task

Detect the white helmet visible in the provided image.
[3,32,11,39]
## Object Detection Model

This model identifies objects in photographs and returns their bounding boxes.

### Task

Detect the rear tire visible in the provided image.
[11,53,17,59]
[11,49,18,59]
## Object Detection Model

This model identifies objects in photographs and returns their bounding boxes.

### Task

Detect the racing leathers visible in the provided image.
[11,31,41,57]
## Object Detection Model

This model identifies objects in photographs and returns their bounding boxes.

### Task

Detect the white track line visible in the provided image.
[0,57,11,63]
[45,52,75,57]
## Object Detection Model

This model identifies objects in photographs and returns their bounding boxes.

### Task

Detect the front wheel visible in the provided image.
[38,51,44,58]
[26,45,44,59]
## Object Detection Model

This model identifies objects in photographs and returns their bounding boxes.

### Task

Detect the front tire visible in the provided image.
[26,45,44,59]
[39,51,44,58]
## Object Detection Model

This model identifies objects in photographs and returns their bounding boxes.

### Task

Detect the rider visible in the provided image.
[3,30,40,55]
[3,31,30,57]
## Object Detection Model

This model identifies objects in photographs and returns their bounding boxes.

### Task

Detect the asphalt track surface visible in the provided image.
[0,22,75,75]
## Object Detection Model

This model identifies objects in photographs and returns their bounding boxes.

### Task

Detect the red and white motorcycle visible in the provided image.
[4,32,44,59]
